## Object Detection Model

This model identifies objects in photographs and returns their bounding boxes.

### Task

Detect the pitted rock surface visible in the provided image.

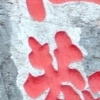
[0,1,23,100]
[1,0,100,100]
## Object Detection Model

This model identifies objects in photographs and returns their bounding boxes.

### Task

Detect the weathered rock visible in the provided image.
[1,0,100,100]
[0,1,22,100]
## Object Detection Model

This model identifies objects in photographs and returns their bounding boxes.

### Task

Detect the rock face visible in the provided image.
[80,27,100,76]
[0,1,23,100]
[0,0,100,100]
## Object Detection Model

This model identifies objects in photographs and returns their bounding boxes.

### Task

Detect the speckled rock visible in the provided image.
[0,0,23,100]
[1,0,100,100]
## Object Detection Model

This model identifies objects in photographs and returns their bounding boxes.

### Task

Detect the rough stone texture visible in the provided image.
[65,2,100,94]
[1,0,100,100]
[0,0,23,100]
[80,26,100,76]
[75,14,100,98]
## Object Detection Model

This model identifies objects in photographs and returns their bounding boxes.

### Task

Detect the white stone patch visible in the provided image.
[58,92,65,100]
[9,0,100,100]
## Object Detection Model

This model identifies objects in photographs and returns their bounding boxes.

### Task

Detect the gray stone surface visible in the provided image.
[77,20,100,98]
[80,26,100,76]
[77,22,100,76]
[0,1,22,100]
[1,0,100,99]
[68,7,100,76]
[72,15,100,97]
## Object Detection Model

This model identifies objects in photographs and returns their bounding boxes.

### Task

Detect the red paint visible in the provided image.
[49,0,72,4]
[24,74,48,98]
[26,0,100,21]
[82,90,100,100]
[88,72,100,93]
[54,31,85,90]
[24,31,85,99]
[26,0,45,21]
[62,85,81,100]
[49,0,100,4]
[82,90,95,100]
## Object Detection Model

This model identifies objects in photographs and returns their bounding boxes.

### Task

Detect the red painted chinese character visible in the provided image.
[26,0,100,21]
[24,31,86,99]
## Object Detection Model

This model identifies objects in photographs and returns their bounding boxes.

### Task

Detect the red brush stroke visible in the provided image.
[24,74,48,98]
[26,0,45,21]
[50,0,100,4]
[88,72,100,94]
[62,85,81,100]
[49,0,72,4]
[26,0,100,21]
[82,90,95,100]
[82,90,100,100]
[24,31,85,99]
[54,32,85,90]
